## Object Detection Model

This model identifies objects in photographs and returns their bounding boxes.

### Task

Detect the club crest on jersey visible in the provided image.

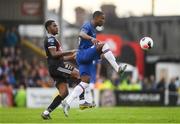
[48,38,55,43]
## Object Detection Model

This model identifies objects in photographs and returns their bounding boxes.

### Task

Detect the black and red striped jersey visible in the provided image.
[44,34,64,67]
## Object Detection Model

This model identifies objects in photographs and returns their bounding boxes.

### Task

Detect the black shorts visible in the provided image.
[48,63,74,87]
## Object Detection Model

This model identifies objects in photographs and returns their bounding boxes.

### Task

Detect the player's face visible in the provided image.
[49,22,58,35]
[96,14,105,26]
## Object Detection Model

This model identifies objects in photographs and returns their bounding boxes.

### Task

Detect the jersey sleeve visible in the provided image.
[80,23,90,34]
[47,37,56,49]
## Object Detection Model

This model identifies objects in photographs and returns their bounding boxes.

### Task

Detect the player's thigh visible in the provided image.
[50,63,74,78]
[79,64,91,76]
[63,63,80,79]
[79,64,92,82]
[71,67,80,79]
[48,64,72,87]
[77,46,100,63]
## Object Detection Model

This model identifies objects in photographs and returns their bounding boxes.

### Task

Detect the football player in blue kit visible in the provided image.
[62,11,127,117]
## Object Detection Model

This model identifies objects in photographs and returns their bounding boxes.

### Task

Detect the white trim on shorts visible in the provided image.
[57,66,72,74]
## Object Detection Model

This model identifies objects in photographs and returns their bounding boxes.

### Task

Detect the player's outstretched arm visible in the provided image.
[79,31,99,45]
[63,52,76,61]
[48,47,74,58]
[79,31,92,41]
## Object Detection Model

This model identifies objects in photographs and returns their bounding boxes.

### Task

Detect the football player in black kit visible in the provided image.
[41,20,80,119]
[41,20,95,120]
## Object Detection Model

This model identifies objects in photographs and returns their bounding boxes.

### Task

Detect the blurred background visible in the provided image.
[0,0,180,108]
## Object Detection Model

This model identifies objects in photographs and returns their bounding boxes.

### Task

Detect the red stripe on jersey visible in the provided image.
[56,40,63,51]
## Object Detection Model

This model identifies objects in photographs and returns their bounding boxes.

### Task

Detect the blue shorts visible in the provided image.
[76,46,100,76]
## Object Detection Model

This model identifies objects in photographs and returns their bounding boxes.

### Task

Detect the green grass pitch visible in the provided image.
[0,107,180,123]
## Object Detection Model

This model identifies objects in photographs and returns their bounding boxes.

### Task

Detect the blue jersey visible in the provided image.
[76,21,100,77]
[78,21,96,49]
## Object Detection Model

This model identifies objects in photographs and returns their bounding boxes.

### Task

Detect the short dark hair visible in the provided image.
[45,20,55,30]
[93,11,104,18]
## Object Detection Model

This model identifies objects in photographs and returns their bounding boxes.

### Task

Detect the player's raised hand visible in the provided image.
[72,52,76,60]
[91,37,99,45]
[70,49,78,53]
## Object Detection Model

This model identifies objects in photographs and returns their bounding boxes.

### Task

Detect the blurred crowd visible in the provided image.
[0,26,53,89]
[0,46,54,89]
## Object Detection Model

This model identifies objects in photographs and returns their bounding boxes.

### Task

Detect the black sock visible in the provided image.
[79,91,85,100]
[47,95,63,113]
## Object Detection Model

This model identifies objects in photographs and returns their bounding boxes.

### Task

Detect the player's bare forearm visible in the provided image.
[63,51,76,61]
[54,51,72,58]
[48,47,74,58]
[64,49,77,54]
[79,31,99,45]
[63,55,75,61]
[79,31,93,41]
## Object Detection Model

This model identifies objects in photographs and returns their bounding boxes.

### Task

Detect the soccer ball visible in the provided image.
[140,37,153,50]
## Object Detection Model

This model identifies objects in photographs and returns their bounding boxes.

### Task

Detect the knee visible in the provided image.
[81,75,90,83]
[102,43,110,52]
[96,43,104,52]
[59,90,69,99]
